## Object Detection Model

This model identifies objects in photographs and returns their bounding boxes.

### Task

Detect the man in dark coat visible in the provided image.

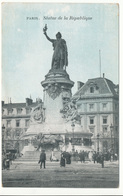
[2,153,6,170]
[38,150,46,169]
[100,153,104,168]
[82,150,85,163]
[60,151,66,167]
[92,151,97,164]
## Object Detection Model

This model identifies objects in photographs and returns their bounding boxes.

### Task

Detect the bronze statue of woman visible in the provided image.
[43,24,68,70]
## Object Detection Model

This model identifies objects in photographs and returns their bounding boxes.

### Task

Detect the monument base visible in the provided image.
[20,122,92,155]
[20,68,92,154]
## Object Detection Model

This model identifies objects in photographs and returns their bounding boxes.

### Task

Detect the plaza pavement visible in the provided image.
[2,160,119,188]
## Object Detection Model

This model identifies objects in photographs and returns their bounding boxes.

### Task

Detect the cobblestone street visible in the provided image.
[2,160,119,188]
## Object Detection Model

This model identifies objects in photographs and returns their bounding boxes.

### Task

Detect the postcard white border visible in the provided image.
[0,0,122,195]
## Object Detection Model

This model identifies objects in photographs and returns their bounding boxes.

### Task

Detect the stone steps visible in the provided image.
[14,151,61,162]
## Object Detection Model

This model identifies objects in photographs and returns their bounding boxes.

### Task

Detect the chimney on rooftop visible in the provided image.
[10,97,12,104]
[26,98,33,106]
[36,98,42,104]
[77,81,84,90]
[103,73,105,78]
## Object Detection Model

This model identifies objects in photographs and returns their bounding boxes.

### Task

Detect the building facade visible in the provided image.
[73,76,119,154]
[2,98,42,153]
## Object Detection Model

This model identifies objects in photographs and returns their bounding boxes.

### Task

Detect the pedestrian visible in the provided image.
[38,149,46,169]
[114,153,118,161]
[93,151,97,164]
[79,151,82,163]
[60,151,66,167]
[100,153,104,168]
[4,153,10,170]
[88,151,93,162]
[96,152,100,163]
[82,150,85,163]
[8,152,13,165]
[66,152,71,164]
[107,151,111,161]
[2,152,6,170]
[85,151,88,160]
[50,149,59,161]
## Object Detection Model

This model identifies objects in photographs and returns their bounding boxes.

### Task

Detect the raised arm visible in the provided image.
[44,32,54,43]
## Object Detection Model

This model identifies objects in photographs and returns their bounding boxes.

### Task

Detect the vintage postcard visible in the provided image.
[1,1,121,195]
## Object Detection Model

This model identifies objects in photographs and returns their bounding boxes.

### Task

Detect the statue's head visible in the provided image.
[56,32,62,39]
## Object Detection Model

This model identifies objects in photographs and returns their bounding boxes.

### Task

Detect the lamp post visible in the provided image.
[97,133,100,153]
[2,124,6,153]
[71,121,75,152]
[110,124,114,160]
[43,107,46,122]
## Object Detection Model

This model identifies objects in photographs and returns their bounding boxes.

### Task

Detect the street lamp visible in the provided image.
[2,124,6,153]
[71,121,75,152]
[110,124,114,160]
[97,133,100,152]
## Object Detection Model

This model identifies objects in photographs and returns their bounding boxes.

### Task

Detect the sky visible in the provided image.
[2,3,119,103]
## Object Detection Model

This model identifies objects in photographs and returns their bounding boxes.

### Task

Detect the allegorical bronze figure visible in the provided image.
[43,24,68,70]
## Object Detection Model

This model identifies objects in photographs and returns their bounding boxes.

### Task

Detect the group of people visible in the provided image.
[2,152,14,170]
[3,149,117,170]
[92,152,105,168]
[92,150,118,163]
[72,150,86,162]
[38,150,72,169]
[60,151,71,167]
[38,149,118,169]
[72,150,94,162]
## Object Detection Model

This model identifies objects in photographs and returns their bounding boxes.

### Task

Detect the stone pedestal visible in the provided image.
[23,69,74,138]
[41,69,74,132]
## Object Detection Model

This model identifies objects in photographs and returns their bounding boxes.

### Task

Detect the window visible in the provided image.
[6,129,11,137]
[83,138,90,146]
[16,120,20,127]
[90,87,94,93]
[2,109,4,115]
[17,108,22,114]
[103,117,107,124]
[89,104,94,111]
[115,116,118,124]
[77,103,82,111]
[71,138,82,145]
[7,120,11,128]
[25,119,30,127]
[90,118,94,124]
[26,108,31,114]
[8,109,12,115]
[102,103,107,109]
[15,129,20,137]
